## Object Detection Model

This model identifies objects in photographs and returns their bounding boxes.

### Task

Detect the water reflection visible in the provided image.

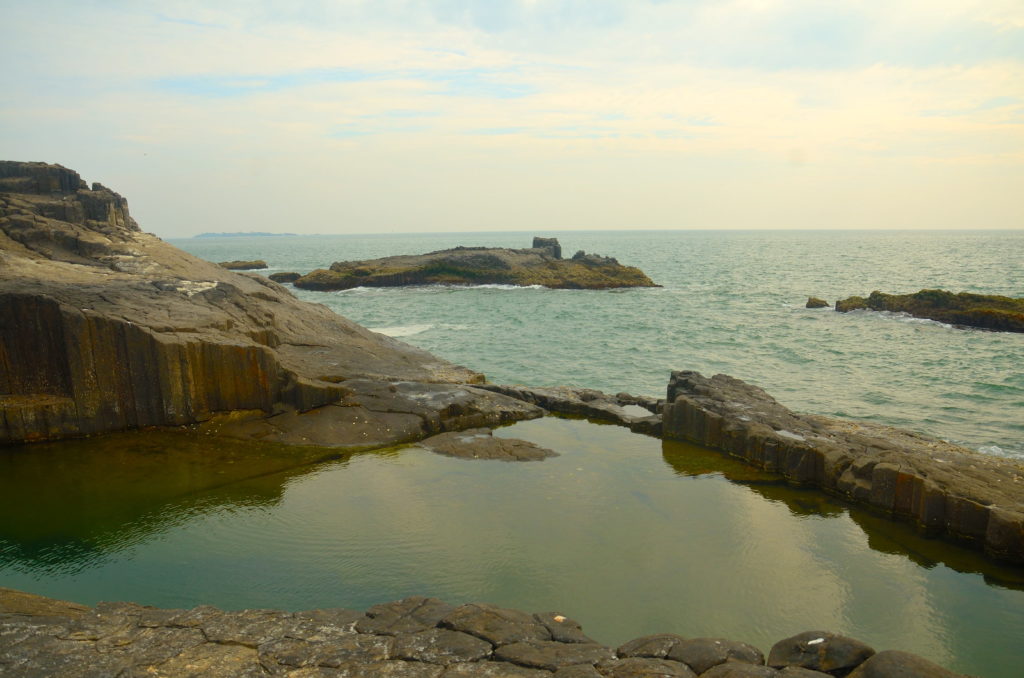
[0,431,350,574]
[1,418,1022,677]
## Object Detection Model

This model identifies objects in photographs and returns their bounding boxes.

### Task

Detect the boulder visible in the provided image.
[845,650,963,678]
[805,297,829,309]
[532,236,562,259]
[767,631,874,674]
[268,271,301,283]
[665,638,764,674]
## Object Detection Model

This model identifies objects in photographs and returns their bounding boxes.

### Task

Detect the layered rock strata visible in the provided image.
[292,239,658,291]
[0,588,966,677]
[834,289,1024,332]
[660,371,1024,564]
[0,161,537,445]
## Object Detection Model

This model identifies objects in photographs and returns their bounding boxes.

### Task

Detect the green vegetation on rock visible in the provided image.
[835,289,1024,332]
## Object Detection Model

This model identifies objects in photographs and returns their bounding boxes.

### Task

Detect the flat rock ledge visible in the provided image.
[481,375,1024,565]
[0,589,965,678]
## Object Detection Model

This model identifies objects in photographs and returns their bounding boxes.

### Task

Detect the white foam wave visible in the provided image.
[371,324,434,337]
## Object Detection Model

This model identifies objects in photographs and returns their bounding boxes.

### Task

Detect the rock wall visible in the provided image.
[661,371,1024,564]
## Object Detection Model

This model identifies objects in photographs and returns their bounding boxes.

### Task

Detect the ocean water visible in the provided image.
[173,229,1024,459]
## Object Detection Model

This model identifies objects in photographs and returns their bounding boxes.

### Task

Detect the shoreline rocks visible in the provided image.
[291,238,659,291]
[218,259,268,270]
[834,289,1024,332]
[0,588,968,677]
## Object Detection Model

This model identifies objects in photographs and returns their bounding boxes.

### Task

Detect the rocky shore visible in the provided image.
[0,588,965,677]
[286,237,658,291]
[832,289,1024,333]
[1,161,1021,674]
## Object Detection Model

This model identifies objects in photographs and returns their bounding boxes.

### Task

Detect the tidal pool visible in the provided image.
[1,417,1022,676]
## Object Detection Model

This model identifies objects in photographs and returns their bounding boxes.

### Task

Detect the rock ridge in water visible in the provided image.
[292,237,659,290]
[0,161,540,445]
[834,289,1024,332]
[0,588,969,677]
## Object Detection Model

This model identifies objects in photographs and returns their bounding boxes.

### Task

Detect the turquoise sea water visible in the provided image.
[173,229,1024,459]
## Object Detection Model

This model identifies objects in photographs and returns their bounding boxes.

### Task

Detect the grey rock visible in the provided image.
[393,628,494,664]
[845,650,965,678]
[358,597,456,636]
[767,632,874,674]
[421,429,558,462]
[533,613,595,644]
[444,661,554,676]
[665,638,764,674]
[616,634,688,659]
[698,664,779,678]
[441,603,552,646]
[599,657,697,677]
[494,641,614,671]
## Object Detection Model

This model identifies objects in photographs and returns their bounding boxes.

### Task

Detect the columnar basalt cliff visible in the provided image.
[292,238,658,291]
[0,161,540,445]
[834,289,1024,332]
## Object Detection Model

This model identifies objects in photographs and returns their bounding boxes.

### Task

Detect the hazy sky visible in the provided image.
[2,0,1022,236]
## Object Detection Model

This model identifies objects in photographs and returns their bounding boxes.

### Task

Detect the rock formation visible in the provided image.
[0,588,968,677]
[0,161,539,445]
[834,289,1024,332]
[292,239,658,291]
[268,271,301,283]
[218,259,268,270]
[805,297,829,309]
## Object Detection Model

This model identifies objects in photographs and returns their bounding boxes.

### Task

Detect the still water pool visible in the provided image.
[2,417,1022,676]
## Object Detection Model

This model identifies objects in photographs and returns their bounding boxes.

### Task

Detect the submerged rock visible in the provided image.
[419,428,558,461]
[217,259,267,270]
[834,289,1024,332]
[292,238,658,290]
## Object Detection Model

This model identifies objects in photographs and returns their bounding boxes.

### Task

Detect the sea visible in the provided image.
[172,229,1024,460]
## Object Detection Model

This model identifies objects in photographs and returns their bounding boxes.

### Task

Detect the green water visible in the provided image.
[2,418,1022,677]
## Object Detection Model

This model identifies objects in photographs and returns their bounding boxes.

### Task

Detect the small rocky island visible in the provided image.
[289,237,658,290]
[834,289,1024,333]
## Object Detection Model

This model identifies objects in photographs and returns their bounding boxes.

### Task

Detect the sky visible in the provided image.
[1,0,1022,237]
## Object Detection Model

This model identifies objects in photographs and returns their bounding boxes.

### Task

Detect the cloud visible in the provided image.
[1,0,1021,235]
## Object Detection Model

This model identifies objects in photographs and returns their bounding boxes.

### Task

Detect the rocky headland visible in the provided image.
[0,160,540,447]
[0,588,965,677]
[833,289,1024,333]
[288,237,658,291]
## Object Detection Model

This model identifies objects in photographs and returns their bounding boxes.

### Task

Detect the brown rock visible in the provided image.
[845,650,965,678]
[441,603,551,647]
[218,259,268,270]
[665,638,764,674]
[805,297,829,309]
[493,640,614,671]
[420,429,558,462]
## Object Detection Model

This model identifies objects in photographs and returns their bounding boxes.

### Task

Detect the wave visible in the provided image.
[371,324,434,338]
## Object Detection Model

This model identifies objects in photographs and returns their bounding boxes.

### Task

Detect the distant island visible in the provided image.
[195,231,297,238]
[287,237,659,291]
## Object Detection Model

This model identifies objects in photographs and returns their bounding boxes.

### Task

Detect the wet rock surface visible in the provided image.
[419,428,558,461]
[0,589,966,678]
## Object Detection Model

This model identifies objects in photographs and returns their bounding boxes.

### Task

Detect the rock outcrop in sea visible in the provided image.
[291,238,658,290]
[834,289,1024,332]
[0,588,968,677]
[0,160,539,446]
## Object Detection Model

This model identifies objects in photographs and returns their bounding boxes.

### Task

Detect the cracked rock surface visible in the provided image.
[1,589,966,678]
